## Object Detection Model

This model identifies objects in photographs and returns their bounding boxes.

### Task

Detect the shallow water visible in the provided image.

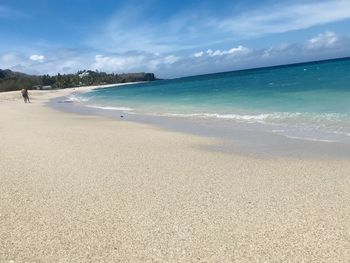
[72,58,350,143]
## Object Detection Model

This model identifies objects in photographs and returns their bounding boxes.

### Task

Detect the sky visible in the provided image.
[1,0,350,78]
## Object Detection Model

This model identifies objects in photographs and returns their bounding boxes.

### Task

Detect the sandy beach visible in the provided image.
[1,87,350,262]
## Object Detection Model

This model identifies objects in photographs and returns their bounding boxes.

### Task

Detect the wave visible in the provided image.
[67,94,91,102]
[75,99,350,127]
[85,105,134,111]
[67,99,350,143]
[159,112,350,124]
[71,97,350,142]
[159,112,350,141]
[282,135,338,143]
[163,112,271,122]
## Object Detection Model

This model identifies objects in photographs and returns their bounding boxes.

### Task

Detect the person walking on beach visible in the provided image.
[21,88,30,103]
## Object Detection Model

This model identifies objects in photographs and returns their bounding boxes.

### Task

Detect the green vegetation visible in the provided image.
[0,69,156,92]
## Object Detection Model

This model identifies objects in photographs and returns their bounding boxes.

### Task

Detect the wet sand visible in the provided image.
[1,88,350,262]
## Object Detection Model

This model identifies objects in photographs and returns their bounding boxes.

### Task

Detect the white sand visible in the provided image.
[1,88,350,262]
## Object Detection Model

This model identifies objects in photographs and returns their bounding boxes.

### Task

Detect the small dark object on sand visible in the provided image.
[120,115,124,118]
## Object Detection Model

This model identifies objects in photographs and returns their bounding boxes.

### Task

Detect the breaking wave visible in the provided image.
[85,105,134,111]
[158,112,350,125]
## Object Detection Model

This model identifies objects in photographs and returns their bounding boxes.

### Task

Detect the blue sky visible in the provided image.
[1,0,350,78]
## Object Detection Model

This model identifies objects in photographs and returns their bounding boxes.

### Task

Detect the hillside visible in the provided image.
[0,69,156,92]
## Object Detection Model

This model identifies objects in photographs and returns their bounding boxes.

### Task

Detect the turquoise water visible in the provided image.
[75,58,350,142]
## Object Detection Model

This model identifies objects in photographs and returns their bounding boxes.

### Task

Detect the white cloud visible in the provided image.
[211,50,222,57]
[206,49,213,56]
[0,49,91,75]
[86,6,199,53]
[91,53,181,73]
[259,31,350,66]
[30,54,45,63]
[262,44,292,58]
[218,0,350,36]
[163,55,179,64]
[307,31,339,49]
[1,49,182,76]
[193,51,204,57]
[1,32,350,78]
[1,53,22,65]
[0,52,30,71]
[92,54,146,71]
[227,46,251,56]
[196,46,251,57]
[86,0,350,55]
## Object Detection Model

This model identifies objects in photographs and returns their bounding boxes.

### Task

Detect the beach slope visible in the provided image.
[1,90,350,262]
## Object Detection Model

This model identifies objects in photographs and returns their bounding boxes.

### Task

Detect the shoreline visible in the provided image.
[2,86,350,261]
[0,81,145,101]
[49,89,350,159]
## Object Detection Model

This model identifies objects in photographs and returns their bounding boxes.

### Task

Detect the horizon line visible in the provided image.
[173,56,350,80]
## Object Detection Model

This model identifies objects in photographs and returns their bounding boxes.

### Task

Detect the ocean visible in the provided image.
[72,58,350,144]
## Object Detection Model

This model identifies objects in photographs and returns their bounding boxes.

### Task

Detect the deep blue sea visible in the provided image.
[73,58,350,143]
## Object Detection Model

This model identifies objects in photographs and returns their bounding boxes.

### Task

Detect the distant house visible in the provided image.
[78,71,90,78]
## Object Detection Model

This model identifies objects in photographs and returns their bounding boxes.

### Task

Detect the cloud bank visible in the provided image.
[1,1,350,78]
[1,31,349,78]
[218,0,350,37]
[86,0,350,54]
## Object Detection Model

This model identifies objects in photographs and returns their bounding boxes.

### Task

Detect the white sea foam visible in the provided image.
[158,112,313,124]
[163,112,272,122]
[160,111,350,124]
[85,105,133,111]
[159,111,350,142]
[283,135,337,143]
[67,94,91,102]
[73,98,350,142]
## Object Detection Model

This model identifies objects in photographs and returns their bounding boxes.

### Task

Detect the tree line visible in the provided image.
[0,69,156,92]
